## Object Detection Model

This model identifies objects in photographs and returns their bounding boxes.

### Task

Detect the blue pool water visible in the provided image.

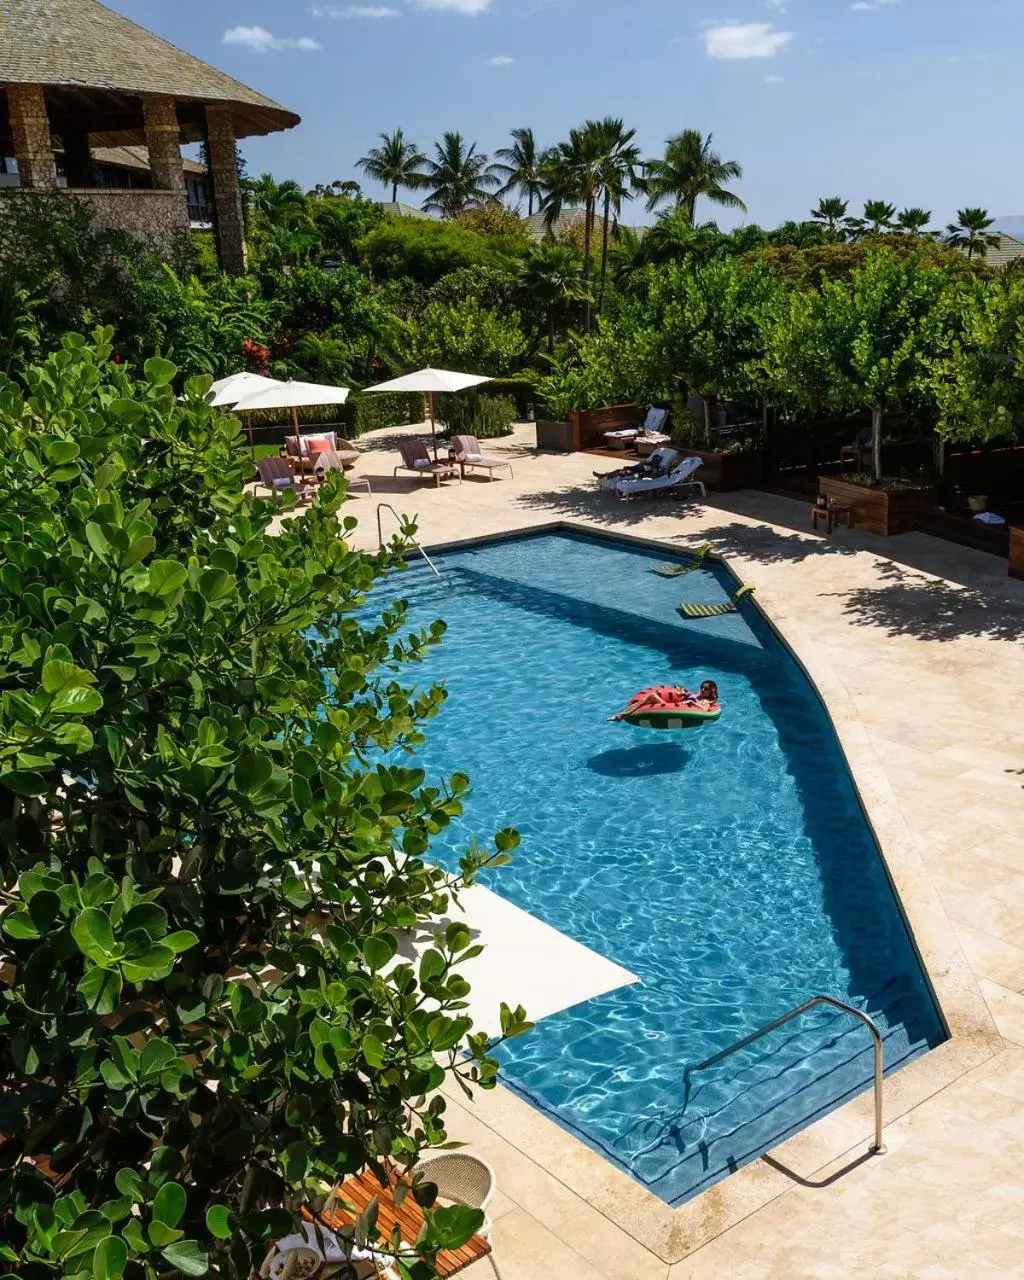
[368,531,944,1205]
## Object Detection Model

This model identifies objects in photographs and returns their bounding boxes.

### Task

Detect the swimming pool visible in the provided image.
[371,530,944,1206]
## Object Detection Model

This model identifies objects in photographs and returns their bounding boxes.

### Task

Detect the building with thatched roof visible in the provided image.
[0,0,300,271]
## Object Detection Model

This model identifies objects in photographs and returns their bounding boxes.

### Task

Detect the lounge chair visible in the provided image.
[255,456,308,501]
[450,434,514,481]
[610,455,706,501]
[313,450,372,494]
[394,439,460,487]
[649,542,714,577]
[635,407,672,456]
[679,585,756,618]
[286,432,360,475]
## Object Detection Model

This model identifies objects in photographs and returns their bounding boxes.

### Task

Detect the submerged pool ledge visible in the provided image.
[415,521,1003,1266]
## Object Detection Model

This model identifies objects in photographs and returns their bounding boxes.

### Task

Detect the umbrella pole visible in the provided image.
[429,391,438,463]
[246,411,255,461]
[293,407,302,460]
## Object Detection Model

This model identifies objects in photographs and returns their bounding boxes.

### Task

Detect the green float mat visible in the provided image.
[648,542,714,577]
[678,584,756,618]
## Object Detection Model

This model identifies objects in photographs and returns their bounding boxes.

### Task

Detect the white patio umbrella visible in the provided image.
[207,372,283,455]
[363,367,493,461]
[232,379,351,457]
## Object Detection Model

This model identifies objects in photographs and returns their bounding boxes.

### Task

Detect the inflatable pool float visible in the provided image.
[612,686,722,730]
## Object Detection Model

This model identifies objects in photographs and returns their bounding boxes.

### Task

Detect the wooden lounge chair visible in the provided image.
[313,450,372,494]
[394,439,460,487]
[255,456,308,501]
[450,434,514,481]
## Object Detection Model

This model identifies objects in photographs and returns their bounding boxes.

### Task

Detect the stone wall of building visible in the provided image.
[0,188,189,255]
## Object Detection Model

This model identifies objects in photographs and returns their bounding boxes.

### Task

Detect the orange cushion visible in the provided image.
[307,438,333,454]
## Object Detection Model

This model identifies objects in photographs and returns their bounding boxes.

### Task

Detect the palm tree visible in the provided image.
[591,117,642,314]
[896,207,932,236]
[861,200,897,234]
[492,127,549,217]
[540,126,605,331]
[642,129,745,225]
[355,130,428,203]
[518,244,588,354]
[810,196,850,240]
[421,132,498,219]
[639,210,722,270]
[247,175,307,227]
[945,207,1001,260]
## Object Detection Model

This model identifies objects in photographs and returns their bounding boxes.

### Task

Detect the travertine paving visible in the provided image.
[306,425,1024,1277]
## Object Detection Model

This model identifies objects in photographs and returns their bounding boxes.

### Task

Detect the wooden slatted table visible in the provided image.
[321,1169,492,1278]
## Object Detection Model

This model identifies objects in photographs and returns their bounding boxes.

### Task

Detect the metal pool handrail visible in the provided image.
[691,994,886,1155]
[376,503,440,578]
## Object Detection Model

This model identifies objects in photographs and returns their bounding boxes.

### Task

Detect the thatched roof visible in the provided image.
[88,145,206,177]
[0,0,299,142]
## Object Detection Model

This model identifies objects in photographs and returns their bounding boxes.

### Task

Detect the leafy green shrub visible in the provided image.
[0,330,528,1278]
[440,393,517,439]
[412,298,527,376]
[358,217,515,288]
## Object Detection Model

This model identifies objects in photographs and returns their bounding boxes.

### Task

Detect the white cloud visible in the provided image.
[408,0,491,13]
[765,0,788,9]
[764,73,785,82]
[486,54,514,65]
[312,4,400,15]
[222,25,321,51]
[850,0,898,9]
[704,22,792,58]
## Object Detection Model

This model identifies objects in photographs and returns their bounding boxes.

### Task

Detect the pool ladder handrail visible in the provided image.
[376,503,440,578]
[692,993,886,1155]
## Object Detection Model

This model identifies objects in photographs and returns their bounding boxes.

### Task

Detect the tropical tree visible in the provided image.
[421,133,499,219]
[637,212,723,271]
[355,129,428,203]
[642,129,745,225]
[945,207,1001,260]
[0,332,531,1279]
[896,207,933,236]
[848,200,897,238]
[810,197,850,241]
[540,125,605,331]
[492,127,549,217]
[518,243,588,353]
[246,175,307,228]
[591,117,643,313]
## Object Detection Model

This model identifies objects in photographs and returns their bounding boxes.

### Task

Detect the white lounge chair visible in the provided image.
[612,455,705,501]
[597,446,680,492]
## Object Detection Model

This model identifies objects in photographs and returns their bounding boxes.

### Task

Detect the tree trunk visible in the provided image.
[871,402,883,481]
[934,433,945,478]
[548,315,555,356]
[703,396,711,446]
[391,181,398,203]
[528,192,534,217]
[582,198,593,333]
[598,191,611,315]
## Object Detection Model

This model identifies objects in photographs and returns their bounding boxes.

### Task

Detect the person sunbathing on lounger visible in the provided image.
[595,447,677,483]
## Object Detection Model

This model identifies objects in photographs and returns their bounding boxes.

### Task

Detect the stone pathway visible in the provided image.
[331,425,1024,1278]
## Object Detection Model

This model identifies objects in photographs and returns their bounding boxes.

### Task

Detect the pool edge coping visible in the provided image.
[419,519,1005,1265]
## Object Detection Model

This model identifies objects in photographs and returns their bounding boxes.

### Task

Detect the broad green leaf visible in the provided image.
[152,1181,186,1228]
[93,1235,127,1280]
[144,356,177,386]
[205,1205,232,1240]
[85,523,110,562]
[41,658,94,693]
[72,908,115,960]
[147,560,188,598]
[51,686,104,716]
[362,934,397,972]
[77,966,122,1015]
[0,769,48,796]
[159,1240,208,1276]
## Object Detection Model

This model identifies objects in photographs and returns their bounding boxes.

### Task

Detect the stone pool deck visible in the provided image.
[333,425,1024,1278]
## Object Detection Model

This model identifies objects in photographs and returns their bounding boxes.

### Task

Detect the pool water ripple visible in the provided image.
[367,532,943,1205]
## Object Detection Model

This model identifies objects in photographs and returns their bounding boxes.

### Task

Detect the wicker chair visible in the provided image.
[414,1153,502,1278]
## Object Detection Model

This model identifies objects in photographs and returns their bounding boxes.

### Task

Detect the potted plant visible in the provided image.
[668,408,763,492]
[818,472,937,536]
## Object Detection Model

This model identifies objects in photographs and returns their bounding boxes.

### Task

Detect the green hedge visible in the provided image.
[439,393,517,439]
[352,391,426,436]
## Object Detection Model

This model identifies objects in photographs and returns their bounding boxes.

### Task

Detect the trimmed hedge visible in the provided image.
[439,393,517,439]
[352,391,426,436]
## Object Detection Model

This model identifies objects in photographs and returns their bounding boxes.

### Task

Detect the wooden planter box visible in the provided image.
[819,475,936,536]
[1011,526,1024,580]
[535,419,575,453]
[685,448,763,492]
[568,404,643,451]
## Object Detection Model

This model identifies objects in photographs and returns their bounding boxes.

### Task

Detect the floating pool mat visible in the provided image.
[648,542,714,577]
[678,584,756,618]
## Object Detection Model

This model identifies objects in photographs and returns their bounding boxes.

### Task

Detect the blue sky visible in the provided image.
[114,0,1024,228]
